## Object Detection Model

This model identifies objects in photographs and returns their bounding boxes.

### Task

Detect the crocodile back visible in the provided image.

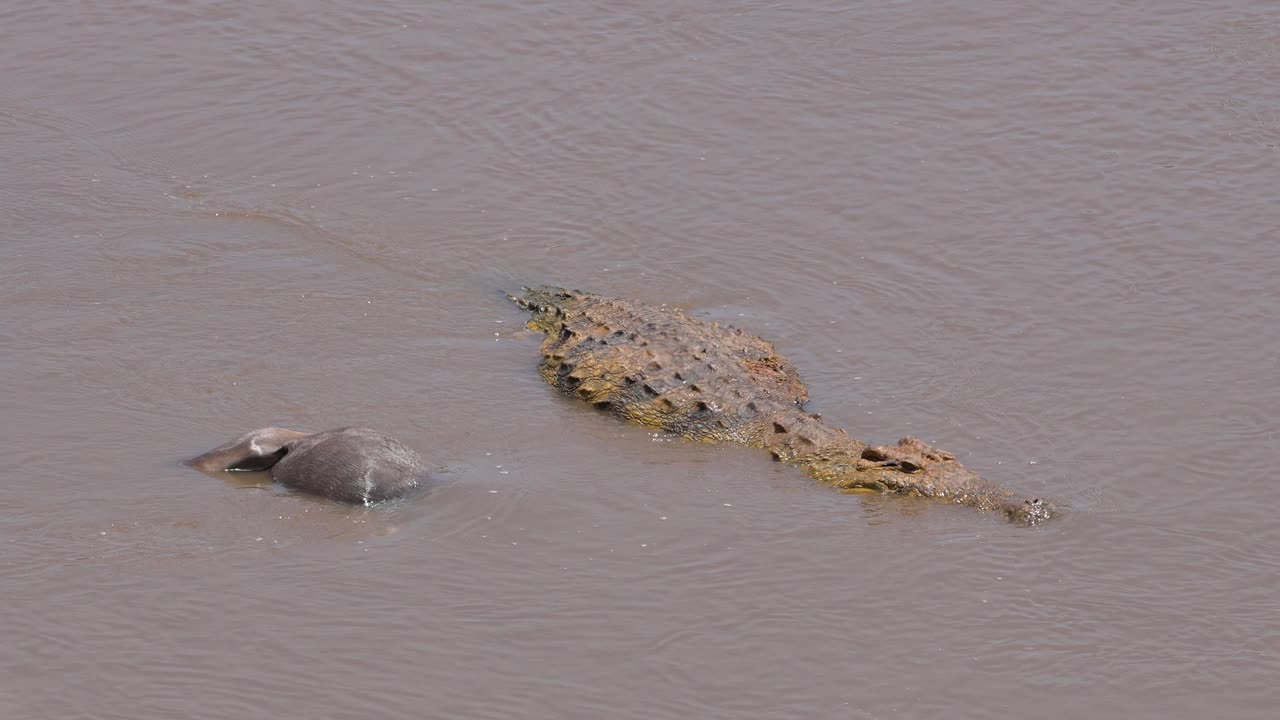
[514,287,808,442]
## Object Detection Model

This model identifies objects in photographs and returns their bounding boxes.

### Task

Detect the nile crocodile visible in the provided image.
[512,286,1053,524]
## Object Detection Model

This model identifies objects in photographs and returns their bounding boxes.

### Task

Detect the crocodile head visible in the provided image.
[186,427,310,472]
[851,437,1057,525]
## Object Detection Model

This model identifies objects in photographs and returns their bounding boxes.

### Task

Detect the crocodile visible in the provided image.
[511,286,1053,524]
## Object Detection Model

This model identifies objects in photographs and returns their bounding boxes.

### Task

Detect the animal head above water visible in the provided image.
[187,427,429,504]
[186,427,311,472]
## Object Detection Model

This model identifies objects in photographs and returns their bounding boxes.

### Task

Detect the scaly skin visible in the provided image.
[511,286,1053,524]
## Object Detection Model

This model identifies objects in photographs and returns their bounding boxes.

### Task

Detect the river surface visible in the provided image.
[3,1,1278,718]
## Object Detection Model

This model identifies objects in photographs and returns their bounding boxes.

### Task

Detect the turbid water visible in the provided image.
[3,2,1278,718]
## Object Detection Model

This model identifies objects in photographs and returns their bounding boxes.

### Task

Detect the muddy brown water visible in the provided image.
[3,1,1279,718]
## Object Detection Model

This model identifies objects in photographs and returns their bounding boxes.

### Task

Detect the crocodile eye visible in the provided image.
[860,447,888,462]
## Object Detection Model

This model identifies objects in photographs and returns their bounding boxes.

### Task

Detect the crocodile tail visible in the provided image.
[509,286,591,332]
[507,285,576,309]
